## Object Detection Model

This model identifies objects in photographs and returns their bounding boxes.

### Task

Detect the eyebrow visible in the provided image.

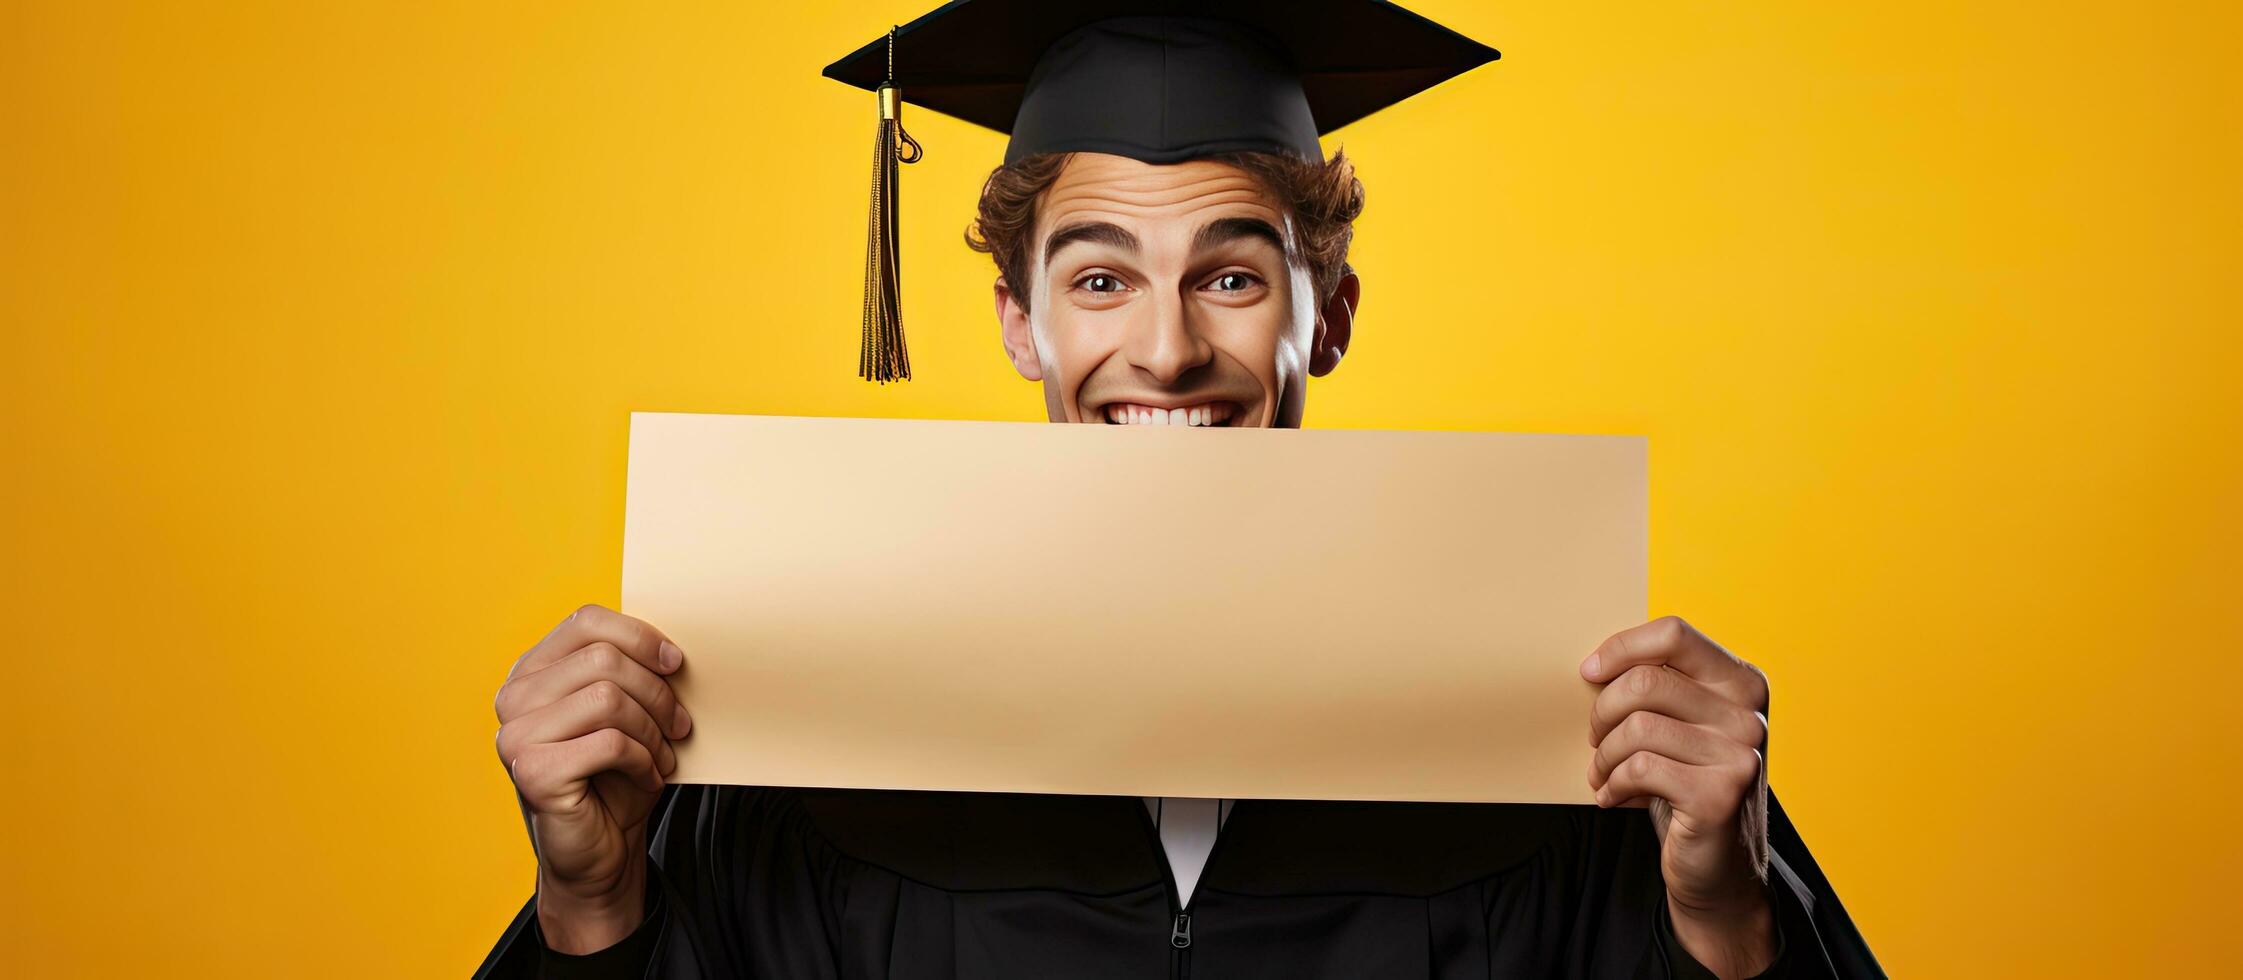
[1041,216,1290,267]
[1192,216,1286,254]
[1043,221,1141,265]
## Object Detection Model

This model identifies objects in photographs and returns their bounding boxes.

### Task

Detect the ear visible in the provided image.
[1308,271,1359,378]
[996,277,1043,381]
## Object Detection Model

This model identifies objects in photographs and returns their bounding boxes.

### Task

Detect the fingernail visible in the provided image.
[1581,654,1601,679]
[659,641,683,672]
[673,703,692,737]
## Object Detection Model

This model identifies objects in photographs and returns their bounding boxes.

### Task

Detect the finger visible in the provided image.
[498,641,691,738]
[496,679,676,778]
[510,604,683,679]
[1596,750,1753,826]
[1589,711,1750,790]
[1595,750,1709,814]
[1589,664,1766,748]
[511,728,663,807]
[1579,616,1767,711]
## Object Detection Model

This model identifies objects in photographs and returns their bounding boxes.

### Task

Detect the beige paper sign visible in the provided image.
[624,413,1644,804]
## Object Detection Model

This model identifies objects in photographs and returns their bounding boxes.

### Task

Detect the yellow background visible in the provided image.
[3,1,2237,975]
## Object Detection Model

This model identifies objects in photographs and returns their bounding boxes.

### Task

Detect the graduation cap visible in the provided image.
[826,1,1499,383]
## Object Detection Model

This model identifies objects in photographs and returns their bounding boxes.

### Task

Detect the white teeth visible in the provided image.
[1103,403,1234,426]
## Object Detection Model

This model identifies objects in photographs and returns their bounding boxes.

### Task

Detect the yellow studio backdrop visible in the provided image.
[2,1,2236,975]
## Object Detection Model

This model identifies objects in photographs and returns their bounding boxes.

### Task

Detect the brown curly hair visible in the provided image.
[965,150,1365,314]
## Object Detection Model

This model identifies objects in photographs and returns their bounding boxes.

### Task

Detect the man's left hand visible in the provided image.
[1582,616,1776,978]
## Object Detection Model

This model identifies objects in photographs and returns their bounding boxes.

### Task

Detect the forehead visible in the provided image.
[1038,154,1286,240]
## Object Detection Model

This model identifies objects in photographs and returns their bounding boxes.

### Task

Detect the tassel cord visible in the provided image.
[860,29,921,383]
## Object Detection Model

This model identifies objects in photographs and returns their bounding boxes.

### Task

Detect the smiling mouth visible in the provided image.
[1100,401,1241,427]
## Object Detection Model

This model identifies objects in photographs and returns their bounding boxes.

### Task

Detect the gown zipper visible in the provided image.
[1137,799,1239,980]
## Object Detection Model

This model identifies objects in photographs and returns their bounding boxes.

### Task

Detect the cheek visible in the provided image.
[1204,314,1280,374]
[1036,304,1125,387]
[1271,267,1319,379]
[1202,287,1305,387]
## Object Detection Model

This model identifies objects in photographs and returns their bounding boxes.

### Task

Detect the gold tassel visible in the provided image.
[861,27,922,383]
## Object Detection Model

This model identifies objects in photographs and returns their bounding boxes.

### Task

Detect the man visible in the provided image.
[479,5,1880,977]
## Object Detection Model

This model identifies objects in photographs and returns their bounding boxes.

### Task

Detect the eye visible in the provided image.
[1077,274,1126,293]
[1207,272,1260,292]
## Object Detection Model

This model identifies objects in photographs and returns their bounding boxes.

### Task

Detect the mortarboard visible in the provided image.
[824,1,1500,382]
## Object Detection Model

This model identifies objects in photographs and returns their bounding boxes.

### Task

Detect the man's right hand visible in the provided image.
[494,604,693,954]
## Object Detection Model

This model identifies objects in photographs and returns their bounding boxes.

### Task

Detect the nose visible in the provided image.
[1119,287,1214,385]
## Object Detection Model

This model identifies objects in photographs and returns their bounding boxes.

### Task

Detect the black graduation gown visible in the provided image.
[476,786,1880,979]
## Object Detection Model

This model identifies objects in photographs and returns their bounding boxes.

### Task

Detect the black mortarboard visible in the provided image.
[828,1,1500,382]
